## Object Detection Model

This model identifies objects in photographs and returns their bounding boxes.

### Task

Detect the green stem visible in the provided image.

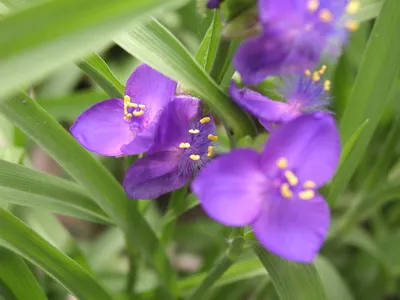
[186,228,244,300]
[126,251,138,297]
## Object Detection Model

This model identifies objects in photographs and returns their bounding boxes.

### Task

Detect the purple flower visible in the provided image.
[71,65,177,156]
[234,0,360,84]
[192,112,340,262]
[123,96,217,199]
[229,66,331,130]
[207,0,223,9]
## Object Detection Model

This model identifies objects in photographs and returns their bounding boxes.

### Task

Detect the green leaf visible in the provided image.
[195,11,221,72]
[78,53,125,98]
[114,20,255,138]
[179,256,268,293]
[162,193,199,225]
[37,91,106,121]
[354,1,383,22]
[314,256,354,300]
[0,0,189,99]
[0,247,47,300]
[0,93,178,298]
[338,119,369,168]
[0,159,111,224]
[328,0,400,204]
[0,208,113,299]
[249,241,328,300]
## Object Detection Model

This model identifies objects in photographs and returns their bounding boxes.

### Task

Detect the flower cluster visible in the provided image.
[71,0,354,263]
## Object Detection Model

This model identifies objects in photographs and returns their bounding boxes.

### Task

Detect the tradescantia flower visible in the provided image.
[192,112,340,262]
[71,65,177,156]
[234,0,361,84]
[207,0,223,9]
[123,96,217,199]
[229,65,331,130]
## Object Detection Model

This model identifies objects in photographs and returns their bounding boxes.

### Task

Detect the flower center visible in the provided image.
[178,116,218,161]
[123,95,146,120]
[276,157,316,200]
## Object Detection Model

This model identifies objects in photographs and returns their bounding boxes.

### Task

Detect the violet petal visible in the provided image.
[192,149,267,226]
[251,193,330,263]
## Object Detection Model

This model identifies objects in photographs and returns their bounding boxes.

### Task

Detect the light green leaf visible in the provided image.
[0,0,189,99]
[0,208,113,299]
[354,1,383,22]
[314,256,354,300]
[114,20,255,138]
[78,53,125,98]
[328,0,400,204]
[163,193,199,225]
[0,247,47,300]
[195,11,221,72]
[0,159,111,224]
[37,91,106,120]
[338,119,369,167]
[249,241,328,300]
[0,93,178,298]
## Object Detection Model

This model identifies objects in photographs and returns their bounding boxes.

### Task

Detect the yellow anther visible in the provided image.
[200,117,211,124]
[138,104,146,109]
[345,20,359,31]
[126,103,138,108]
[299,189,315,200]
[303,180,316,189]
[189,129,200,134]
[207,146,213,157]
[179,142,191,149]
[324,80,331,91]
[280,183,293,199]
[276,157,288,169]
[284,170,299,186]
[124,114,133,120]
[312,71,321,82]
[190,155,201,161]
[208,134,219,142]
[133,111,144,117]
[124,95,130,103]
[307,0,319,12]
[319,65,327,75]
[304,69,311,76]
[319,9,333,22]
[346,1,360,14]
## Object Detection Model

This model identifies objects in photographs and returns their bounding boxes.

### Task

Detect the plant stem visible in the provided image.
[186,228,244,300]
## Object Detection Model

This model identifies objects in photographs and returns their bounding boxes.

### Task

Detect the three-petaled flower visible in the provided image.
[229,65,331,130]
[234,0,360,84]
[123,96,217,199]
[192,112,340,262]
[71,64,177,156]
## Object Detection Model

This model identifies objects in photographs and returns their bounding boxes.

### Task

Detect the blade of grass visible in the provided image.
[0,0,188,99]
[114,19,256,139]
[0,208,112,299]
[328,0,400,204]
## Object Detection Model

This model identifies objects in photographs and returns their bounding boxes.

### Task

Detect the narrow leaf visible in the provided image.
[0,160,111,224]
[249,241,328,300]
[114,19,256,138]
[328,0,400,204]
[0,208,113,300]
[0,247,47,300]
[78,53,125,98]
[0,0,188,98]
